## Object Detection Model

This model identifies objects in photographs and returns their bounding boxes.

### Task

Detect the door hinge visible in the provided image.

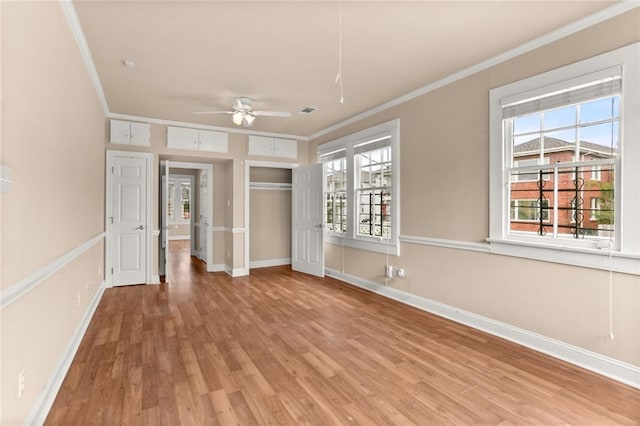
[111,166,115,173]
[111,268,114,275]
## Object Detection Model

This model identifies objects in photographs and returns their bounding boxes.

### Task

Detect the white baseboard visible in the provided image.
[249,258,291,269]
[207,263,226,273]
[24,280,106,425]
[150,275,161,284]
[168,235,190,241]
[325,268,640,390]
[224,266,248,277]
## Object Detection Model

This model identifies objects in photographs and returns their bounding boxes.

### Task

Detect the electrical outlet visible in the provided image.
[18,369,26,399]
[396,268,406,278]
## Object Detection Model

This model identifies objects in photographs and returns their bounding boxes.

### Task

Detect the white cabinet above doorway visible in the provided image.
[110,119,151,146]
[166,126,229,153]
[248,135,297,159]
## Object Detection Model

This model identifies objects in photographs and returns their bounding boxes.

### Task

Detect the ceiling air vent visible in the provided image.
[298,106,317,115]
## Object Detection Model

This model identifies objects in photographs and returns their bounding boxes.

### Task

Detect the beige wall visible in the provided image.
[249,167,292,264]
[1,2,106,423]
[250,189,291,263]
[311,9,640,367]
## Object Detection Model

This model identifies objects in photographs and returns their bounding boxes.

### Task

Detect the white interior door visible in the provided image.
[111,155,148,286]
[292,164,324,277]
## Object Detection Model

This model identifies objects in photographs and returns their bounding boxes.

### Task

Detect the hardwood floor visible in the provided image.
[46,241,640,425]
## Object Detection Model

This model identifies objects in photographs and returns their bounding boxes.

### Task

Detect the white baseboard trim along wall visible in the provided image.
[249,258,291,269]
[207,263,226,273]
[24,280,107,425]
[325,267,640,390]
[224,265,248,277]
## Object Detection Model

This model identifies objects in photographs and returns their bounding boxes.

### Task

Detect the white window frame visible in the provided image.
[591,164,602,181]
[489,42,640,275]
[324,156,348,234]
[168,175,194,225]
[318,119,400,256]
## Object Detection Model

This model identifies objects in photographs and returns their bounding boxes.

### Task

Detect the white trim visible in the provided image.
[308,2,639,141]
[249,182,292,190]
[168,235,190,241]
[211,226,227,233]
[106,150,153,286]
[150,275,161,284]
[208,263,226,272]
[231,228,245,234]
[24,280,107,425]
[249,258,291,269]
[488,238,640,275]
[225,266,248,277]
[325,268,640,390]
[152,229,161,237]
[399,235,490,253]
[60,0,108,115]
[244,160,299,275]
[108,112,307,142]
[0,232,105,309]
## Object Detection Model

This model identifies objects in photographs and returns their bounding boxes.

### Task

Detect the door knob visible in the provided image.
[135,225,145,230]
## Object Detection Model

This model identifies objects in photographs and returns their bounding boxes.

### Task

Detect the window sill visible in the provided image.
[487,238,640,275]
[326,233,399,256]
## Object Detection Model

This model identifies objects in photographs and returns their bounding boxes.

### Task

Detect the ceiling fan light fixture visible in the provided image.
[232,111,244,126]
[243,113,255,127]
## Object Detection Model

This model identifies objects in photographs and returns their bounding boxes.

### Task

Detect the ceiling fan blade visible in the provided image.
[192,110,233,115]
[253,111,291,117]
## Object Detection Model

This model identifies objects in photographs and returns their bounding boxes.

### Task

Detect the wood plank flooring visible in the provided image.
[46,241,640,425]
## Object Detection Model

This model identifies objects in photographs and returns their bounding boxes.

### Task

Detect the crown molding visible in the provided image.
[60,0,109,115]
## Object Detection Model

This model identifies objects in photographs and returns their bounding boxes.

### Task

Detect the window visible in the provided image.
[318,120,399,255]
[325,156,347,233]
[490,43,640,273]
[167,175,193,223]
[356,145,392,238]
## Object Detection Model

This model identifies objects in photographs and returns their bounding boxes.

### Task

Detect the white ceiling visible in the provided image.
[72,1,618,138]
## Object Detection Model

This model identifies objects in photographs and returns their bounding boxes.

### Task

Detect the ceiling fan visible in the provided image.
[193,97,291,127]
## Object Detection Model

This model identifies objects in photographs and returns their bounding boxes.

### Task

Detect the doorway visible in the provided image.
[160,160,213,282]
[245,161,298,275]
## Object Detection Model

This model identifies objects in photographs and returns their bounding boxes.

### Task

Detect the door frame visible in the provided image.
[161,160,214,272]
[244,160,298,275]
[106,150,153,287]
